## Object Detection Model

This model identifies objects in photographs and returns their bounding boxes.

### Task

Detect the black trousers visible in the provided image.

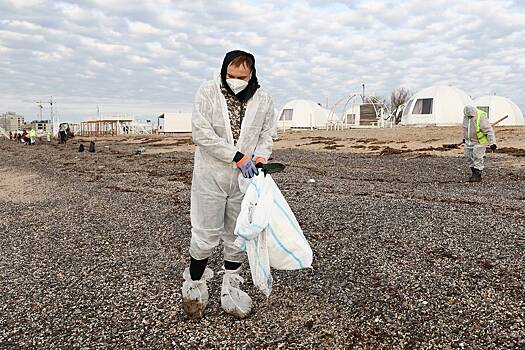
[59,131,66,144]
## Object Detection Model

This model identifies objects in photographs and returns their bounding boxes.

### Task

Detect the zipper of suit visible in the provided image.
[467,117,471,146]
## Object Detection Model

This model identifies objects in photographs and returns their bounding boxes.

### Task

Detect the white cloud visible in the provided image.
[0,45,11,54]
[150,67,170,75]
[58,3,91,21]
[128,20,162,35]
[32,50,63,62]
[0,0,523,121]
[5,0,45,9]
[88,59,107,69]
[78,37,130,55]
[129,55,151,64]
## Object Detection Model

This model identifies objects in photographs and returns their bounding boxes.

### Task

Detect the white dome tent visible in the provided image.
[277,99,330,130]
[401,85,473,126]
[474,95,525,126]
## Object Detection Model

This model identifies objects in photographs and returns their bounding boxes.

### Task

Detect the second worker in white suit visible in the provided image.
[463,105,497,183]
[182,50,275,318]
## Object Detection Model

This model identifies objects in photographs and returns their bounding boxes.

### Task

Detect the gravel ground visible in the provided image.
[1,138,524,349]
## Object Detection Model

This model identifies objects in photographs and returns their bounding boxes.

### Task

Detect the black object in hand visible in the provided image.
[490,144,497,151]
[255,162,285,176]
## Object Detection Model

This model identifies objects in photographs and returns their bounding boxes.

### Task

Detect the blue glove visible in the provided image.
[236,154,258,178]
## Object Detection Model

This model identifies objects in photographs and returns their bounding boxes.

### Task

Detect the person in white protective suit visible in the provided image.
[182,50,275,318]
[462,105,497,183]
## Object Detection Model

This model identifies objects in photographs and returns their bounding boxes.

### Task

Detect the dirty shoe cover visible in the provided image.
[221,267,252,318]
[182,267,213,318]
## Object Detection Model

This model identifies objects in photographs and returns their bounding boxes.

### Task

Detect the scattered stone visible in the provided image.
[0,140,523,349]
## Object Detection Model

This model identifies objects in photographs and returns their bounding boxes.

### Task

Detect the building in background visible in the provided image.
[0,112,25,131]
[157,112,192,133]
[68,123,81,136]
[357,103,383,126]
[80,116,153,136]
[26,120,51,132]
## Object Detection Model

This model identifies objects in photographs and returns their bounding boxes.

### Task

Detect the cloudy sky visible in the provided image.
[1,0,524,122]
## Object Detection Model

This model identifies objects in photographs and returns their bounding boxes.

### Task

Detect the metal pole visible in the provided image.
[492,115,509,126]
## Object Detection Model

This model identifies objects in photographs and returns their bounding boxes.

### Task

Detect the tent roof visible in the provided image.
[282,99,324,109]
[474,95,524,126]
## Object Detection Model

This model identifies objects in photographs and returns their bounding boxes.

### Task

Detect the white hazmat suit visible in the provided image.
[463,105,496,171]
[189,74,275,263]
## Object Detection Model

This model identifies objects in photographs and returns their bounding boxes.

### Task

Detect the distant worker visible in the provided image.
[59,124,67,144]
[46,131,51,143]
[9,131,13,141]
[182,50,275,319]
[21,130,29,144]
[29,129,37,145]
[463,105,497,182]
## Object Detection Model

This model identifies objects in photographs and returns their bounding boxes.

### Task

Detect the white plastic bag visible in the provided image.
[235,172,313,296]
[265,178,313,270]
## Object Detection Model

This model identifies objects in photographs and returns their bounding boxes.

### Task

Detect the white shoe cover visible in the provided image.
[220,267,252,318]
[182,267,213,318]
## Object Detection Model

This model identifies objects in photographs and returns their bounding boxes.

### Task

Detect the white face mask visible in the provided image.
[226,78,249,94]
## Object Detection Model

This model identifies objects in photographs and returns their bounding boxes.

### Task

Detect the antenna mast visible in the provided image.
[50,96,60,136]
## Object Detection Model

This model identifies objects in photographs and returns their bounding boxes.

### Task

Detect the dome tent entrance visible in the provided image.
[401,85,473,126]
[474,95,524,126]
[277,100,330,129]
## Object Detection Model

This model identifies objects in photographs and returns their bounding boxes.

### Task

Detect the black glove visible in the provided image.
[490,144,497,151]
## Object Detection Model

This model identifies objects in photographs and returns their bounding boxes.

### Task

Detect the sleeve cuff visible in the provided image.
[232,151,244,163]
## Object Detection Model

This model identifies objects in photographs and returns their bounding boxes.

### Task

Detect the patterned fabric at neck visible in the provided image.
[221,85,247,144]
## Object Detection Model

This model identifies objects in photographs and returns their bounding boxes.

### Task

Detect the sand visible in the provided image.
[0,168,47,203]
[75,125,525,159]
